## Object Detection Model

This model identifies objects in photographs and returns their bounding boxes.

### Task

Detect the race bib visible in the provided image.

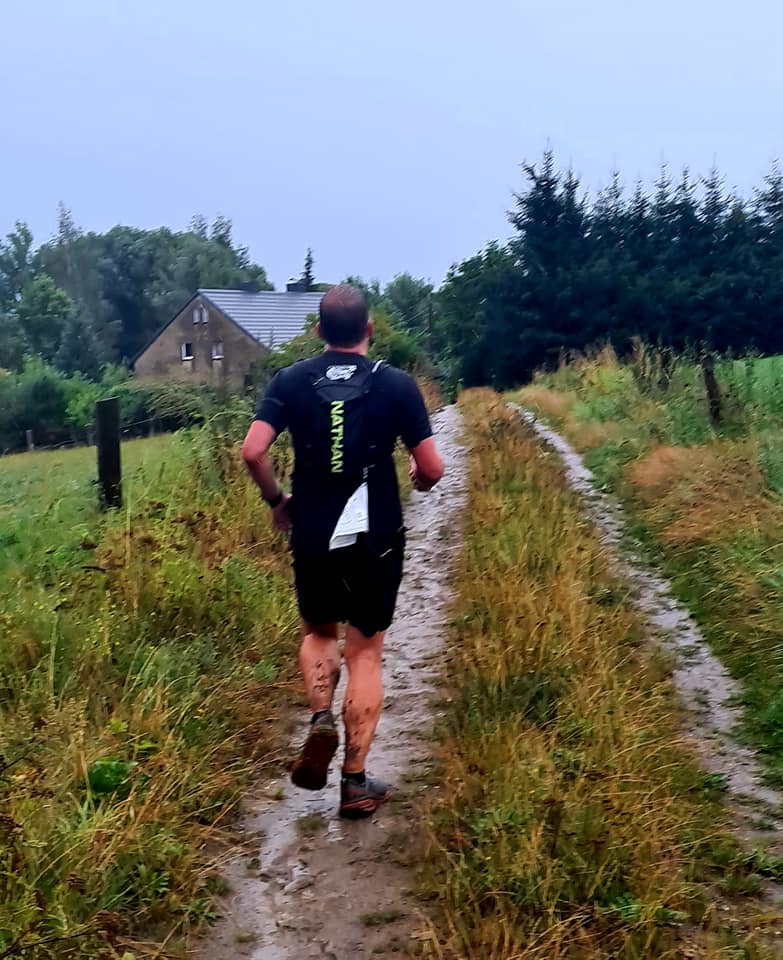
[329,481,369,551]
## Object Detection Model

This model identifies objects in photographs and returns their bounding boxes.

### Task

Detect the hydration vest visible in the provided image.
[307,359,385,482]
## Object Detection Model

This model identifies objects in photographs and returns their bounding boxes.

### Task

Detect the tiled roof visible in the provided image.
[199,289,323,348]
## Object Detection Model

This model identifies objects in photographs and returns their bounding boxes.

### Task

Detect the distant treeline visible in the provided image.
[0,206,439,451]
[0,210,273,378]
[436,151,783,387]
[16,149,782,409]
[0,206,436,379]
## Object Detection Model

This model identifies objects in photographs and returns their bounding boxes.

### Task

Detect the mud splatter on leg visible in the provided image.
[299,625,341,712]
[342,628,384,773]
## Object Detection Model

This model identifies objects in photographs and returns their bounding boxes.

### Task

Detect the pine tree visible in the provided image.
[302,248,316,291]
[54,310,102,378]
[189,214,209,239]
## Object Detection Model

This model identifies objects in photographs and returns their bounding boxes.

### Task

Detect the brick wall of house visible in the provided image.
[133,296,268,389]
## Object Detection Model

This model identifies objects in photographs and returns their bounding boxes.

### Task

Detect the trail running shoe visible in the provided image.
[339,775,391,819]
[290,711,339,791]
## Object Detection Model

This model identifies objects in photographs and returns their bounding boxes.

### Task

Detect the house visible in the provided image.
[132,288,324,388]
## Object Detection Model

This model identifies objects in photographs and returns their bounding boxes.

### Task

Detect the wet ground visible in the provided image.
[192,406,466,960]
[514,405,783,853]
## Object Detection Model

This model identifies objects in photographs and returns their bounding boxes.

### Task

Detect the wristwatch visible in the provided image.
[264,491,284,509]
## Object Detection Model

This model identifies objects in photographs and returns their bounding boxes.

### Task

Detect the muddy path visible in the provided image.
[192,406,466,960]
[513,405,783,855]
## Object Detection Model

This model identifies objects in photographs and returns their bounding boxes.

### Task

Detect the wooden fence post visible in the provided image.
[25,430,34,452]
[701,353,722,426]
[96,397,122,508]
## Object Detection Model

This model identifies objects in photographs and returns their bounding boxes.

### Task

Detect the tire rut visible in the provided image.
[192,405,466,959]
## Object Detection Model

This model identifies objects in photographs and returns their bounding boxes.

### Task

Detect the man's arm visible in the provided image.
[397,373,444,491]
[409,437,444,491]
[241,420,291,532]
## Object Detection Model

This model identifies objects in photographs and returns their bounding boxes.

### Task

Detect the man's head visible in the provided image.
[318,284,371,349]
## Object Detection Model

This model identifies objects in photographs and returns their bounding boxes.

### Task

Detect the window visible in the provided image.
[200,305,209,324]
[211,340,224,360]
[192,307,200,324]
[181,342,194,361]
[192,305,208,324]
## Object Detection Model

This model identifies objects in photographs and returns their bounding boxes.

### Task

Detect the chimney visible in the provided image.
[237,281,260,293]
[286,278,305,293]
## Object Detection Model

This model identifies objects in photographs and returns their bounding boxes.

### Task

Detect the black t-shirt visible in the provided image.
[255,351,432,555]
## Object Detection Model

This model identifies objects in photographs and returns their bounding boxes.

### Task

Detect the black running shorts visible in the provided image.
[292,534,405,638]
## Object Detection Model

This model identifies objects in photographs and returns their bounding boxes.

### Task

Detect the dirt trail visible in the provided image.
[193,406,466,960]
[514,405,783,852]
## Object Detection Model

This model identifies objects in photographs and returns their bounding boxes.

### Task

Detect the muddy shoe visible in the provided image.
[339,775,391,819]
[290,711,339,791]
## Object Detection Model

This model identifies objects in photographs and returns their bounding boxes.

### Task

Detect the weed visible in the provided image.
[295,813,326,838]
[699,772,730,799]
[360,910,405,927]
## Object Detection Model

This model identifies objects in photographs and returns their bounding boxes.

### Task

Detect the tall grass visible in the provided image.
[520,349,783,785]
[0,408,299,957]
[417,391,776,959]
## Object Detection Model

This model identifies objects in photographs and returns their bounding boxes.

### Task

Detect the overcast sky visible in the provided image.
[1,0,781,289]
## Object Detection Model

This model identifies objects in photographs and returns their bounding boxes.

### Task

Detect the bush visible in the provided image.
[0,358,78,450]
[0,360,239,453]
[242,309,426,395]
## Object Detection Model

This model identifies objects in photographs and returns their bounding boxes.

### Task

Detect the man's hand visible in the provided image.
[271,493,292,532]
[408,439,444,492]
[408,454,434,491]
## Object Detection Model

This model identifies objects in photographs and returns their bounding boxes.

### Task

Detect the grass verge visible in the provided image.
[518,349,783,786]
[417,390,779,959]
[0,411,299,958]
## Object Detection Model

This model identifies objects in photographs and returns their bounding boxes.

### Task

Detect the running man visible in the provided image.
[241,284,444,818]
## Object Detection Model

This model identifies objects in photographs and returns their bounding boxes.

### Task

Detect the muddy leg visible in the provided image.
[342,626,384,773]
[299,623,341,712]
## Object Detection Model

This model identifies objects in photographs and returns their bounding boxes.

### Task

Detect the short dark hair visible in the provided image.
[319,284,369,347]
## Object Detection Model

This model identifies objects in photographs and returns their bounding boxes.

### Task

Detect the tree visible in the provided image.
[190,214,209,239]
[0,222,34,310]
[6,357,74,446]
[380,274,433,338]
[438,149,783,386]
[54,310,103,378]
[35,215,272,362]
[0,311,25,370]
[210,215,233,248]
[262,308,422,379]
[14,275,73,363]
[439,243,524,386]
[302,248,316,291]
[42,205,117,364]
[342,276,383,307]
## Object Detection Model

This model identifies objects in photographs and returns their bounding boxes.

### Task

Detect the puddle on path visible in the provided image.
[513,405,783,852]
[191,406,466,960]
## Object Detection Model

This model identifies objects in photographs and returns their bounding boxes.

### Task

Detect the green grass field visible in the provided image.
[0,426,300,958]
[0,434,181,579]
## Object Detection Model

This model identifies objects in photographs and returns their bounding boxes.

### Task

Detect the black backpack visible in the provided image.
[306,358,385,481]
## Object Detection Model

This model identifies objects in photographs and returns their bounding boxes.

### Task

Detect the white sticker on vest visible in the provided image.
[325,364,357,381]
